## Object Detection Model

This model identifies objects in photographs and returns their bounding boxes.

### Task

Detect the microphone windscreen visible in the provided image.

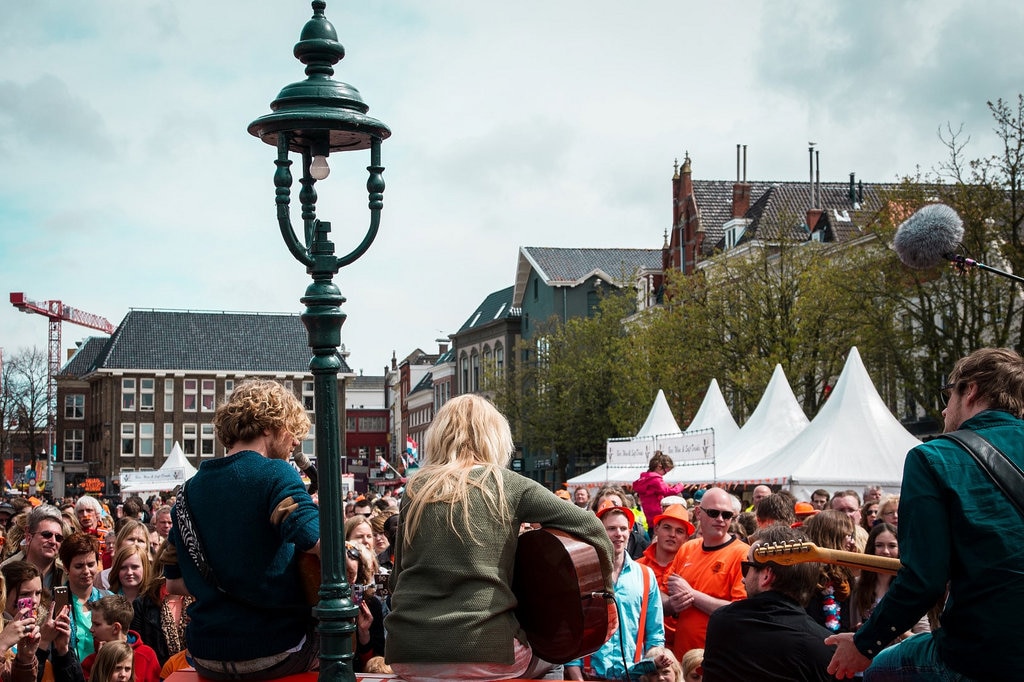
[893,203,964,269]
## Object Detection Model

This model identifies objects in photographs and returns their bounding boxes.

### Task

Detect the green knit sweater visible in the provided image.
[384,469,614,665]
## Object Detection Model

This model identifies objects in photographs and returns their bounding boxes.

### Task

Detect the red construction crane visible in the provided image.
[9,292,116,457]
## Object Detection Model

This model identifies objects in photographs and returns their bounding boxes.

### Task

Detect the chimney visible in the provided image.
[815,149,820,208]
[849,172,856,203]
[437,339,449,355]
[806,208,824,232]
[732,144,751,218]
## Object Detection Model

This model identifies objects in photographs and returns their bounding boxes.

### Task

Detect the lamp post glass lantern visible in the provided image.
[248,2,390,680]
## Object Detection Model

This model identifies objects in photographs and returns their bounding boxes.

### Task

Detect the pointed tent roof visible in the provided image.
[160,442,199,480]
[665,364,809,484]
[721,347,919,488]
[635,389,682,437]
[566,389,680,487]
[685,379,740,451]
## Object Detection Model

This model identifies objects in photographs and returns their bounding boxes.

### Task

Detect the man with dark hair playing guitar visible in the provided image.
[828,348,1024,681]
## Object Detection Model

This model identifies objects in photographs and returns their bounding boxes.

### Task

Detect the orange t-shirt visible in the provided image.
[667,536,749,658]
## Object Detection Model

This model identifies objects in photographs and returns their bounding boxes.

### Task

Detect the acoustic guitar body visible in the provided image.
[513,528,612,664]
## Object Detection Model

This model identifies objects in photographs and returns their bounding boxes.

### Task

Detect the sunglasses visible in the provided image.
[741,560,778,577]
[700,508,735,521]
[938,381,960,406]
[36,530,64,543]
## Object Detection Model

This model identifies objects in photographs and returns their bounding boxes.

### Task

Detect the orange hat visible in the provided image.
[651,504,695,537]
[555,489,572,500]
[596,500,635,528]
[794,501,819,518]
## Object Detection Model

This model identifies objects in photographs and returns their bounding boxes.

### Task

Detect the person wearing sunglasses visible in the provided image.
[702,525,837,681]
[828,348,1024,681]
[665,488,749,663]
[0,504,68,591]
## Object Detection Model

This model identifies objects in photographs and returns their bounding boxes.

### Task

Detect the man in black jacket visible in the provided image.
[702,525,836,682]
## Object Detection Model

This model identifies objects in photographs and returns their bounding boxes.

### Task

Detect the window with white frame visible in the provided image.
[64,429,84,462]
[302,381,315,412]
[140,378,155,411]
[122,379,136,411]
[164,379,174,411]
[496,345,504,379]
[201,423,215,456]
[201,380,216,411]
[163,423,174,455]
[65,394,85,420]
[182,423,197,456]
[346,416,357,431]
[121,424,136,456]
[184,380,198,411]
[139,423,154,457]
[471,352,480,392]
[224,379,234,395]
[460,354,469,393]
[358,416,386,432]
[302,423,315,458]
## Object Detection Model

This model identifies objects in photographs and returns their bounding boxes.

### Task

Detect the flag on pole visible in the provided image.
[379,456,390,473]
[406,436,419,458]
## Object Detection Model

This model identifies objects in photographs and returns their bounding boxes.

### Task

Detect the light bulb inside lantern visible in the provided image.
[310,155,331,180]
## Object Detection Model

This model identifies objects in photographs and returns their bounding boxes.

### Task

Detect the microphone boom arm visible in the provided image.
[945,253,1024,285]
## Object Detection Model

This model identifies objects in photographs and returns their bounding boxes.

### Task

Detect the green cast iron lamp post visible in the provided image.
[248,2,390,680]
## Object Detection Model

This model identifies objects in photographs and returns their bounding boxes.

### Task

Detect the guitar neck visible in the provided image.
[813,547,900,575]
[755,541,901,576]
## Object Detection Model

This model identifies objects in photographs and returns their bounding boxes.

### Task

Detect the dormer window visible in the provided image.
[723,218,750,250]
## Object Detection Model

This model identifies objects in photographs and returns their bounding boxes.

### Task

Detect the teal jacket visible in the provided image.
[854,409,1024,680]
[165,450,319,661]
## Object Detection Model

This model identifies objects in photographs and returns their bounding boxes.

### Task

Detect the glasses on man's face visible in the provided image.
[35,530,64,543]
[701,508,734,521]
[939,381,959,406]
[742,559,779,577]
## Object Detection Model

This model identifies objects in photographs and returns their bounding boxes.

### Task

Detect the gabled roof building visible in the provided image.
[54,309,355,498]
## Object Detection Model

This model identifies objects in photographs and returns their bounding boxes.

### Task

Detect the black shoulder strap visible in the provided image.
[176,481,308,614]
[942,429,1024,519]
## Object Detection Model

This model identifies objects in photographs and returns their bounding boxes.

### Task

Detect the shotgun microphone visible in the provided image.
[893,203,964,269]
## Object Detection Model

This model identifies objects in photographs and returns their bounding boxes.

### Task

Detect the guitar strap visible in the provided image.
[176,480,309,614]
[942,429,1024,520]
[634,565,651,663]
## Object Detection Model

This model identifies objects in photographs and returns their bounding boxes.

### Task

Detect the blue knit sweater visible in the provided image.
[164,450,319,661]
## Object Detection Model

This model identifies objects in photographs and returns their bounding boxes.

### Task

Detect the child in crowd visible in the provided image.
[82,596,159,682]
[633,646,684,682]
[681,648,704,682]
[88,641,134,682]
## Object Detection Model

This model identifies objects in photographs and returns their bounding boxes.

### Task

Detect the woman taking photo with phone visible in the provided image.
[0,561,42,682]
[59,533,111,664]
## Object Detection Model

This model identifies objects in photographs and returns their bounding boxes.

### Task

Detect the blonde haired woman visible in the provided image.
[384,394,614,682]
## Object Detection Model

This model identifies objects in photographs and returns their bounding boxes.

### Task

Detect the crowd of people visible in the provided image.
[2,346,1020,681]
[0,489,188,682]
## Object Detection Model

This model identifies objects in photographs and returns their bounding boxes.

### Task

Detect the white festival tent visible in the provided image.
[664,364,810,485]
[567,389,681,487]
[643,379,741,485]
[119,442,199,494]
[720,347,920,500]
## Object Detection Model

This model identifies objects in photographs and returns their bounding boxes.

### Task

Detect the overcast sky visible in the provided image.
[2,1,1022,375]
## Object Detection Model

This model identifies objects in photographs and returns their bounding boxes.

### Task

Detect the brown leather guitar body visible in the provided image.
[754,540,902,575]
[512,528,614,664]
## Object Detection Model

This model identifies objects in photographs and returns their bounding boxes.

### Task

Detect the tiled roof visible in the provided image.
[514,247,662,306]
[89,309,352,374]
[348,375,385,392]
[525,247,662,283]
[58,337,109,377]
[458,286,519,333]
[696,180,895,253]
[435,348,455,365]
